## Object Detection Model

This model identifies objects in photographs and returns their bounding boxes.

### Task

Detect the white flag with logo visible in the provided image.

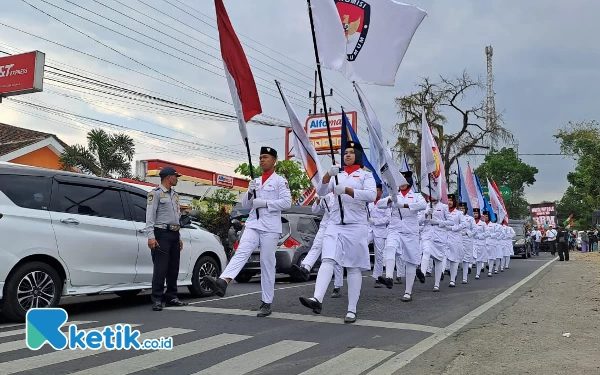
[420,109,444,200]
[355,83,407,198]
[311,0,427,86]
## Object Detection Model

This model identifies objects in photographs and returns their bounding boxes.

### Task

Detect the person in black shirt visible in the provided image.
[556,225,569,261]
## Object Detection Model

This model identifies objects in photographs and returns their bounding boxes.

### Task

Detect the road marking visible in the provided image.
[0,323,141,355]
[0,320,96,331]
[192,340,317,375]
[299,348,394,375]
[366,257,557,374]
[0,327,188,375]
[0,321,96,338]
[67,333,251,375]
[173,306,442,333]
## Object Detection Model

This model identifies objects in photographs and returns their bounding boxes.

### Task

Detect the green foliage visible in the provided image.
[554,120,600,229]
[475,147,538,219]
[235,159,312,202]
[189,189,238,244]
[59,128,135,178]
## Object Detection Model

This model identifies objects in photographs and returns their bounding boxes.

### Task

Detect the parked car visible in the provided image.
[0,163,227,322]
[509,220,531,259]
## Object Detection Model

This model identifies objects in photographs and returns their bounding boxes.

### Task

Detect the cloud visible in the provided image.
[2,0,598,204]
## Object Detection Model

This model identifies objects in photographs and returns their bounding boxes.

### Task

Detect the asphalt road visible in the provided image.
[0,253,556,375]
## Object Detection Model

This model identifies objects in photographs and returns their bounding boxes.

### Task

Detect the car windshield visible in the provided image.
[510,225,524,236]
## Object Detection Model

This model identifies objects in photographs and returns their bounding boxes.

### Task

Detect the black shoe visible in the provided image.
[468,267,472,274]
[299,296,322,314]
[344,311,357,324]
[331,288,342,298]
[152,301,163,311]
[416,268,426,284]
[165,298,188,307]
[203,276,228,297]
[374,280,383,288]
[292,264,311,282]
[257,302,271,317]
[426,272,432,277]
[377,276,393,289]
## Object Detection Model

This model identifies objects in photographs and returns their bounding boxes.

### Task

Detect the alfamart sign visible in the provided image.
[0,51,45,97]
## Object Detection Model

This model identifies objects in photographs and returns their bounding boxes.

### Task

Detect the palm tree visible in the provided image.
[59,129,135,178]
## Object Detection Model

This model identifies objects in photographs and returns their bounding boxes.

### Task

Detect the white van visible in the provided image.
[0,162,226,321]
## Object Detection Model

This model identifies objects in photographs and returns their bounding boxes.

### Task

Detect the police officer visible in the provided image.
[146,166,189,311]
[203,146,292,317]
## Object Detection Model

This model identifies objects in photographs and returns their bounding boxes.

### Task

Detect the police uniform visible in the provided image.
[145,166,187,310]
[204,147,292,317]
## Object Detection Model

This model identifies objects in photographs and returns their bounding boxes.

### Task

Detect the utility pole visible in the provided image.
[308,70,333,115]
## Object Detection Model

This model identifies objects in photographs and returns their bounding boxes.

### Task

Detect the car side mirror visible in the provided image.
[180,214,192,228]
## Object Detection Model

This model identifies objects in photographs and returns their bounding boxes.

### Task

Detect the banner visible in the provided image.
[530,203,557,228]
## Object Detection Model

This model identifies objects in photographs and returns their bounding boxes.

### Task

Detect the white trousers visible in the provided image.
[372,236,387,279]
[221,228,279,304]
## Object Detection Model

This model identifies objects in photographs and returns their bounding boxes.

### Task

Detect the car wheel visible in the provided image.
[1,261,63,322]
[188,255,221,297]
[115,290,142,298]
[234,272,255,283]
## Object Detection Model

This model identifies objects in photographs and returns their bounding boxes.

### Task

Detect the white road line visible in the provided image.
[0,323,141,355]
[0,321,96,338]
[67,333,251,375]
[192,340,317,375]
[0,327,188,375]
[299,348,394,375]
[188,275,373,305]
[0,320,97,331]
[173,306,441,334]
[366,257,558,374]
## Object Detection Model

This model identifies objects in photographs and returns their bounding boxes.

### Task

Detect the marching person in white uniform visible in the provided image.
[491,218,503,274]
[369,184,391,288]
[458,202,476,284]
[376,170,427,300]
[299,141,376,324]
[438,194,466,287]
[203,146,291,317]
[420,196,451,292]
[472,208,488,279]
[502,221,515,270]
[293,193,344,298]
[483,210,496,277]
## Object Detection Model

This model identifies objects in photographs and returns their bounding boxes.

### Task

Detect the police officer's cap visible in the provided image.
[459,201,468,208]
[345,140,364,152]
[260,146,278,158]
[482,210,490,215]
[447,193,456,201]
[159,166,181,178]
[473,208,481,213]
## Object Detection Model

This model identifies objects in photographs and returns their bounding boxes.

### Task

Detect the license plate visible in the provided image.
[249,254,260,262]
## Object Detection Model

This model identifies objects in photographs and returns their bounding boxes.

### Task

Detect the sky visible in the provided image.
[1,0,598,203]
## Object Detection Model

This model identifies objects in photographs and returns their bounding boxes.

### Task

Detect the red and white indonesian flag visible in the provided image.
[464,164,480,209]
[312,0,426,86]
[487,178,507,224]
[491,178,508,222]
[215,0,262,140]
[420,109,445,202]
[279,85,323,190]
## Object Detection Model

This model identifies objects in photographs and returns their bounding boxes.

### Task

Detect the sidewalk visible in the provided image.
[439,251,600,375]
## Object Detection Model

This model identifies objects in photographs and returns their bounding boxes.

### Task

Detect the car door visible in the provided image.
[127,191,191,282]
[48,178,138,287]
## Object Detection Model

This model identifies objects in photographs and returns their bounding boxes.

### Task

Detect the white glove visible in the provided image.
[391,195,399,205]
[368,218,375,224]
[328,165,339,177]
[376,199,389,208]
[248,180,257,193]
[252,198,267,209]
[425,207,433,216]
[334,184,346,196]
[452,225,461,232]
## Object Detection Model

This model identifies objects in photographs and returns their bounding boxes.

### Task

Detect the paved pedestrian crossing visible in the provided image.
[0,321,404,375]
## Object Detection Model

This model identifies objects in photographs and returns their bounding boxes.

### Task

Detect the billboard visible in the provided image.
[285,111,358,158]
[530,203,557,228]
[0,51,45,98]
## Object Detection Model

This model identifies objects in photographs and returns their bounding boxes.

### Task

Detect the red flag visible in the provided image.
[215,0,262,140]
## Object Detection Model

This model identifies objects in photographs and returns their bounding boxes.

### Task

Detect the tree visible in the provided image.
[59,128,135,178]
[189,189,238,245]
[554,120,600,228]
[234,159,312,202]
[395,70,514,185]
[474,147,538,219]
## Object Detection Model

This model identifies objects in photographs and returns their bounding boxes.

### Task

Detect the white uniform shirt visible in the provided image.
[381,189,427,234]
[368,200,391,238]
[462,214,477,239]
[312,194,334,226]
[473,218,487,242]
[317,168,377,224]
[421,202,451,243]
[243,172,292,234]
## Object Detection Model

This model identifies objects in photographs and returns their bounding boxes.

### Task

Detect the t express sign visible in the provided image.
[0,51,45,98]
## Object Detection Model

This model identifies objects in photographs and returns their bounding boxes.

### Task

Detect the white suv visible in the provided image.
[0,162,226,322]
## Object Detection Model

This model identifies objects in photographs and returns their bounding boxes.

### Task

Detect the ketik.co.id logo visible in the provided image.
[26,308,173,350]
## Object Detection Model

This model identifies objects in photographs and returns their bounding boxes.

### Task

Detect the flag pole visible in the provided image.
[306,0,344,224]
[243,137,259,218]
